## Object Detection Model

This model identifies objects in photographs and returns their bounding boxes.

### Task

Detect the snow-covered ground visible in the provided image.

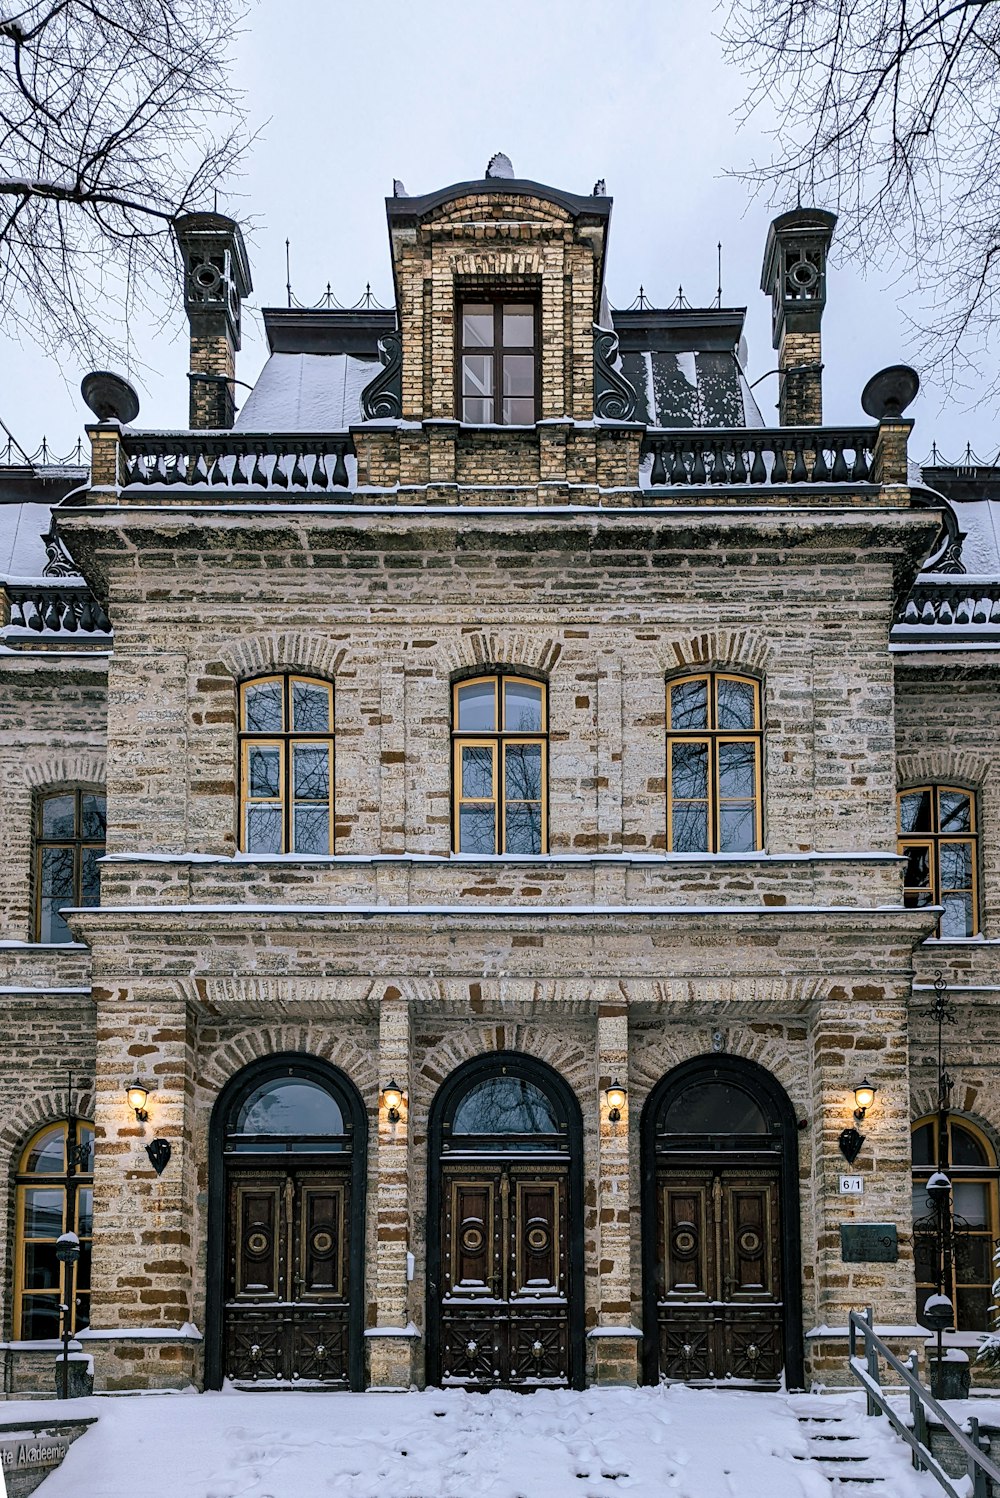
[7,1384,947,1498]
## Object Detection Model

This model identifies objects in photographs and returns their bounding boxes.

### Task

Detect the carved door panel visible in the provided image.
[655,1166,783,1383]
[437,1161,570,1388]
[223,1164,351,1385]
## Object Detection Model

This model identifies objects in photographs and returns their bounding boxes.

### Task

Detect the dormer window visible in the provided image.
[459,297,537,424]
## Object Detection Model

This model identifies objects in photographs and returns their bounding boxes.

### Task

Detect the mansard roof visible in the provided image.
[384,177,612,226]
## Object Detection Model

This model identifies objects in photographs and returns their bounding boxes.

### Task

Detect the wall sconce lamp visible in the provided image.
[382,1080,403,1123]
[853,1079,877,1123]
[125,1082,150,1123]
[606,1081,627,1123]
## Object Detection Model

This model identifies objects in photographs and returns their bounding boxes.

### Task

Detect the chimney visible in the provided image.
[173,212,252,429]
[760,208,836,426]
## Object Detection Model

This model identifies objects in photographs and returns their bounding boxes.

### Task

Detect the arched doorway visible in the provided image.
[641,1055,803,1388]
[205,1054,366,1390]
[427,1051,584,1390]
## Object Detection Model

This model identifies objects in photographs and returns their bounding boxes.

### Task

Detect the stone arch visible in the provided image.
[896,750,992,792]
[0,1085,95,1174]
[644,627,775,680]
[428,631,563,680]
[197,1023,379,1104]
[212,632,349,685]
[20,751,106,792]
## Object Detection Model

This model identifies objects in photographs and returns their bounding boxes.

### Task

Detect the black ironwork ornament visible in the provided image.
[839,1127,865,1164]
[145,1138,171,1175]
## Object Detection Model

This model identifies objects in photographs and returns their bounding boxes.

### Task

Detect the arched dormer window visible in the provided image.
[239,675,334,854]
[897,785,978,937]
[14,1119,94,1339]
[666,672,762,852]
[452,674,547,854]
[34,788,105,942]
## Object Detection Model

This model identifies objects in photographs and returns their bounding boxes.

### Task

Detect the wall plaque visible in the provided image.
[840,1222,898,1263]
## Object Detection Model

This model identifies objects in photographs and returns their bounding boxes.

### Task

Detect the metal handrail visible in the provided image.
[849,1307,999,1498]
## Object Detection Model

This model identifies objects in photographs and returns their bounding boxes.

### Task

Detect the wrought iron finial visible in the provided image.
[285,238,292,309]
[669,285,692,310]
[625,285,653,312]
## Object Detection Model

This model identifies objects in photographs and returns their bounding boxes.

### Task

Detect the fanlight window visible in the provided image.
[227,1075,348,1153]
[666,673,762,853]
[14,1120,94,1339]
[898,786,978,937]
[658,1080,769,1137]
[34,789,105,942]
[912,1115,999,1331]
[451,1076,561,1136]
[239,675,334,854]
[452,675,547,855]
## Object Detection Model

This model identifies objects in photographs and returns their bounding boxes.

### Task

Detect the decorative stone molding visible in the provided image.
[645,627,775,678]
[213,633,349,684]
[0,1087,94,1165]
[432,631,563,678]
[197,1023,379,1101]
[897,750,992,791]
[20,751,106,792]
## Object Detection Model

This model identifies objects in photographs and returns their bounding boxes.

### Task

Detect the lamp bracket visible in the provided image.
[839,1127,865,1164]
[145,1138,171,1175]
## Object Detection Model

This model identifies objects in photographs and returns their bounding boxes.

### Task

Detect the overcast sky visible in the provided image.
[2,0,996,464]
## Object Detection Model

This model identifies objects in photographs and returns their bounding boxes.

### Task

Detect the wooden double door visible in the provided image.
[654,1163,784,1384]
[433,1156,576,1388]
[223,1160,352,1386]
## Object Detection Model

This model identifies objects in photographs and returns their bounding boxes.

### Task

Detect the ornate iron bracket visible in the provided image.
[42,521,79,578]
[839,1127,865,1164]
[360,331,402,420]
[145,1138,171,1175]
[593,327,637,422]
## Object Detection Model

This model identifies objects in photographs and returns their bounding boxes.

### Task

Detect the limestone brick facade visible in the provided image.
[1,167,997,1399]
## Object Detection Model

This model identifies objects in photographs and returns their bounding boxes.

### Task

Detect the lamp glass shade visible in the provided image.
[854,1081,876,1112]
[126,1083,149,1113]
[382,1082,403,1113]
[606,1083,627,1113]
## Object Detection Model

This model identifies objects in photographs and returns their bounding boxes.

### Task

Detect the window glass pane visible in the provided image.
[462,304,493,348]
[951,1124,989,1166]
[234,1078,344,1136]
[462,353,494,398]
[25,1127,64,1174]
[671,741,708,800]
[292,681,330,733]
[459,804,496,854]
[463,396,494,423]
[912,1184,935,1225]
[502,397,535,425]
[41,793,75,838]
[670,678,708,730]
[20,1296,60,1340]
[720,802,756,853]
[244,680,283,733]
[81,794,106,840]
[953,1181,989,1227]
[912,1122,935,1166]
[503,306,534,346]
[461,745,494,800]
[293,806,329,855]
[939,790,972,833]
[249,746,280,799]
[504,679,543,732]
[452,1075,559,1135]
[899,790,933,833]
[659,1081,767,1135]
[505,801,542,855]
[505,743,542,803]
[914,1233,936,1280]
[23,1187,64,1237]
[502,354,534,397]
[24,1239,59,1290]
[77,1187,93,1238]
[941,892,973,938]
[80,846,101,907]
[718,741,755,799]
[955,1286,990,1331]
[457,680,496,731]
[246,805,282,854]
[902,845,931,891]
[293,744,329,802]
[940,842,972,889]
[39,846,75,943]
[76,1244,92,1293]
[672,803,709,853]
[717,678,756,731]
[76,1125,95,1175]
[955,1234,991,1283]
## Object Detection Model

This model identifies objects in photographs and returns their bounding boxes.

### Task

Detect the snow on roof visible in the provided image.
[622,348,764,429]
[0,500,54,576]
[235,352,379,432]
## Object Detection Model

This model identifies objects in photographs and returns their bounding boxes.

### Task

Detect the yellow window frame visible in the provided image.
[238,675,335,855]
[14,1120,94,1340]
[912,1114,999,1331]
[451,675,548,854]
[666,673,763,853]
[897,785,978,936]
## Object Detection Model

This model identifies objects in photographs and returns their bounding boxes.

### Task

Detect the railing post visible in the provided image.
[907,1352,928,1470]
[864,1306,882,1417]
[967,1417,989,1498]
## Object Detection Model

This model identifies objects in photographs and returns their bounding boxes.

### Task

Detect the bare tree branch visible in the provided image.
[0,0,249,364]
[722,0,1000,398]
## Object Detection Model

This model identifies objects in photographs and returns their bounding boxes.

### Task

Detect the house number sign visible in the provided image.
[839,1175,864,1195]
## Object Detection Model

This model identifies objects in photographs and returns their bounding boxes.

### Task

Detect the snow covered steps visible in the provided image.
[789,1393,940,1495]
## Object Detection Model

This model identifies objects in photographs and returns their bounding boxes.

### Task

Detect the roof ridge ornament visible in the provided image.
[593,178,606,196]
[485,151,514,180]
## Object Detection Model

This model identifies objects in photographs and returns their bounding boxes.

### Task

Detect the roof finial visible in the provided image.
[716,241,723,307]
[485,151,514,180]
[285,238,292,309]
[593,177,606,196]
[392,178,408,198]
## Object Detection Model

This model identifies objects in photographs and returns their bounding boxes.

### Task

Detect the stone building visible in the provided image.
[1,159,998,1398]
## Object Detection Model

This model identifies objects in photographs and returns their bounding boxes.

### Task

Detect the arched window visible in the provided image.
[239,675,334,854]
[34,789,105,942]
[898,786,978,937]
[912,1115,999,1330]
[666,673,762,852]
[14,1120,94,1339]
[452,674,547,854]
